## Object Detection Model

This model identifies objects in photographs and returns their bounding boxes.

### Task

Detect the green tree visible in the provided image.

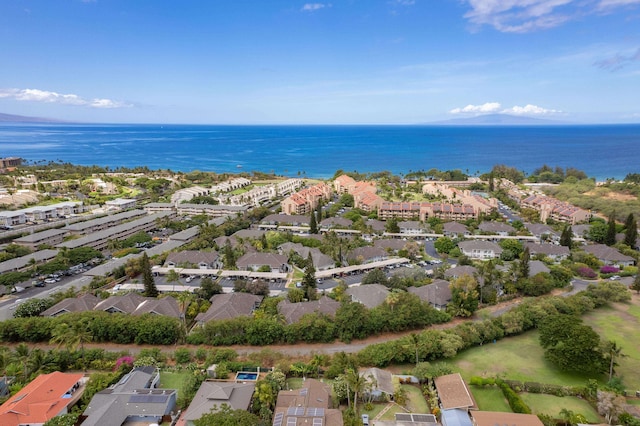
[560,225,573,248]
[302,253,317,300]
[194,404,260,425]
[631,273,640,294]
[385,217,400,233]
[605,211,617,246]
[141,252,158,297]
[605,340,628,382]
[50,320,93,370]
[361,268,388,286]
[434,236,455,254]
[539,314,606,374]
[195,276,222,300]
[588,220,608,243]
[624,213,638,247]
[223,240,236,269]
[13,298,54,318]
[309,209,318,234]
[448,274,479,317]
[519,246,531,280]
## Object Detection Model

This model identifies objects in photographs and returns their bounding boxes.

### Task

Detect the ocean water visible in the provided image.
[0,123,638,180]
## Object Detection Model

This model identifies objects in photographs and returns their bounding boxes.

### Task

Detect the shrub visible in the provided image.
[600,265,619,274]
[576,266,597,279]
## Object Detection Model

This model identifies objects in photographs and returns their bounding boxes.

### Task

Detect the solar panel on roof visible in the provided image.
[287,406,305,416]
[313,418,323,426]
[396,413,413,421]
[287,418,297,426]
[128,394,169,404]
[300,388,308,395]
[273,412,284,426]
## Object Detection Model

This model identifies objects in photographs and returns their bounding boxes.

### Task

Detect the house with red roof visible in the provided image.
[0,371,85,426]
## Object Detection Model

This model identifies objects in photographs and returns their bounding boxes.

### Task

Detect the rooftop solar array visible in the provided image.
[287,406,305,416]
[396,413,438,423]
[128,394,169,404]
[313,418,323,426]
[306,407,325,416]
[273,412,284,426]
[287,418,297,426]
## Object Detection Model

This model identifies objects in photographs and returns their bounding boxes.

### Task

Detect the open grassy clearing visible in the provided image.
[520,393,601,423]
[582,298,640,390]
[402,384,430,413]
[448,331,595,387]
[159,371,191,392]
[380,404,409,421]
[470,386,511,412]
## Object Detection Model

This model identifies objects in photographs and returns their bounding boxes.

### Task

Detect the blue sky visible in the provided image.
[1,0,639,124]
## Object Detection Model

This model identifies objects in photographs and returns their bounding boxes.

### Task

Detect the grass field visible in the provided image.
[402,385,430,413]
[470,386,511,412]
[448,332,596,386]
[520,393,601,423]
[159,371,191,393]
[582,299,640,390]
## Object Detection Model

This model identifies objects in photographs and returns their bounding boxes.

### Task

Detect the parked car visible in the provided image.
[361,414,370,426]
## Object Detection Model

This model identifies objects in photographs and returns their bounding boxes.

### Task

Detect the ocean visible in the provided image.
[0,123,638,180]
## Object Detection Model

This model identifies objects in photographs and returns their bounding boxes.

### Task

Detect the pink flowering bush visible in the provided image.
[577,266,597,279]
[600,265,619,274]
[115,356,134,371]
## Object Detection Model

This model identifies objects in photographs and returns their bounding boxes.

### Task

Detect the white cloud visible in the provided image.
[462,0,640,32]
[0,88,131,108]
[503,104,561,115]
[450,101,561,115]
[301,3,330,12]
[450,102,502,114]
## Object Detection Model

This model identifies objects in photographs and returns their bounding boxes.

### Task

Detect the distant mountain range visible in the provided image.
[0,112,67,123]
[430,113,568,125]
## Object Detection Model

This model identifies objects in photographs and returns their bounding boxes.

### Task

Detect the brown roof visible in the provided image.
[433,373,476,410]
[277,296,340,324]
[41,293,100,317]
[274,378,343,426]
[132,295,181,318]
[195,292,263,322]
[408,279,451,306]
[472,411,544,426]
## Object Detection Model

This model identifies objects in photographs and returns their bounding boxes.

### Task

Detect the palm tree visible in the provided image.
[606,340,627,381]
[50,320,93,370]
[345,368,366,413]
[12,343,31,382]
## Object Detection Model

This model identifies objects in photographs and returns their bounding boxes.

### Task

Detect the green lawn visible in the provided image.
[159,371,191,392]
[402,385,430,413]
[520,393,601,423]
[380,404,409,421]
[582,303,640,390]
[448,331,596,387]
[470,386,511,412]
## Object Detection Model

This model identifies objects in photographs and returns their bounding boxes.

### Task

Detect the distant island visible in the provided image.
[0,112,67,123]
[430,113,568,126]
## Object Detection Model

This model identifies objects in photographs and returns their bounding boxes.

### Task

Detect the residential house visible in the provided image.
[13,228,68,250]
[195,293,263,325]
[0,248,58,275]
[346,284,390,308]
[572,224,591,239]
[583,244,635,267]
[278,242,335,270]
[408,279,452,310]
[164,250,221,269]
[374,238,408,253]
[521,194,590,225]
[277,296,340,324]
[347,246,388,264]
[444,266,479,280]
[181,381,256,426]
[360,368,395,401]
[41,293,100,317]
[262,214,310,227]
[0,372,85,426]
[92,293,181,318]
[398,220,426,235]
[524,223,559,242]
[273,378,343,426]
[320,217,353,230]
[281,182,331,215]
[471,411,544,426]
[524,242,570,262]
[236,252,290,272]
[366,219,386,234]
[104,198,137,211]
[82,366,177,426]
[478,221,515,236]
[443,222,470,238]
[354,191,384,213]
[433,373,477,411]
[458,241,503,260]
[528,260,550,277]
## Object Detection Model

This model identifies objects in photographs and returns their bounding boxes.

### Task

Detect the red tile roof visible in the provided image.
[0,372,84,426]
